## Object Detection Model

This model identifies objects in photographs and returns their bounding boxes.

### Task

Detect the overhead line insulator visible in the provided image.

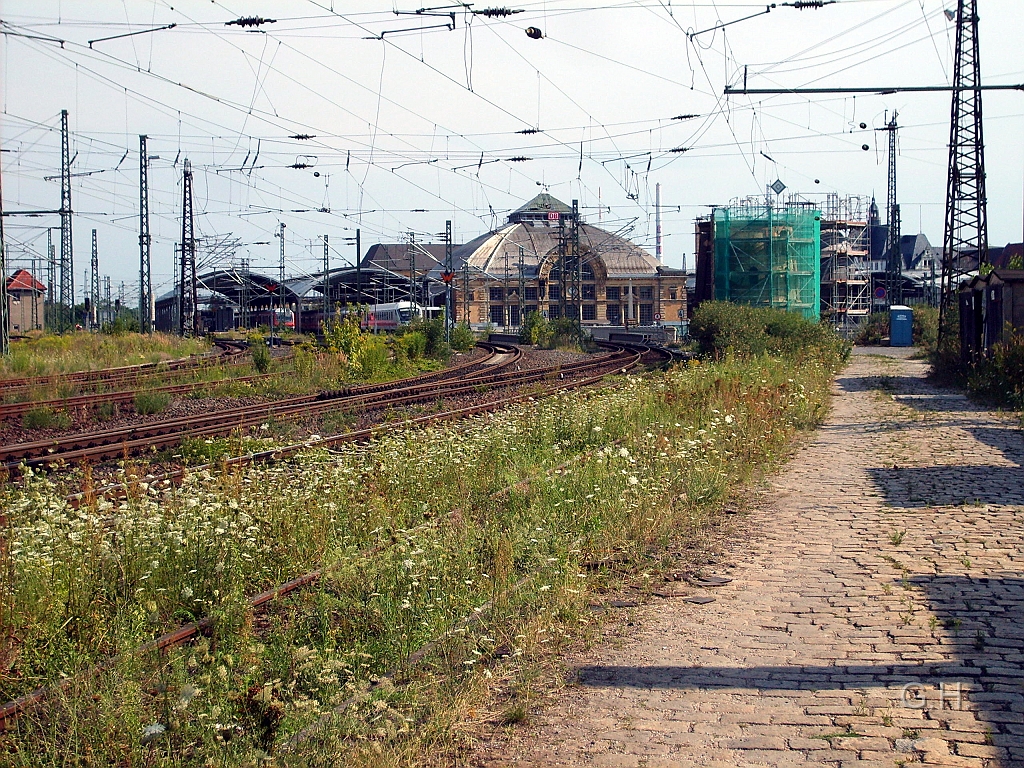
[226,16,277,28]
[473,8,524,17]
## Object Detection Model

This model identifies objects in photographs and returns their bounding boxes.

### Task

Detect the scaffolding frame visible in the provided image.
[820,194,872,336]
[713,203,820,320]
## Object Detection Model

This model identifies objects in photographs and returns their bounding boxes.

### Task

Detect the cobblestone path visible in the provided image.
[471,349,1024,768]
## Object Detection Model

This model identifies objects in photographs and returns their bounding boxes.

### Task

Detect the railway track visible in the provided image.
[0,370,285,422]
[1,342,666,475]
[0,340,673,728]
[0,341,517,472]
[0,340,250,399]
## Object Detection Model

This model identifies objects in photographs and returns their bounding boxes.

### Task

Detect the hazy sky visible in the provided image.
[1,1,1022,302]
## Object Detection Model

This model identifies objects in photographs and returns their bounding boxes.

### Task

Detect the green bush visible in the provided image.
[100,316,141,335]
[913,305,939,352]
[548,317,586,351]
[134,391,172,415]
[249,336,271,374]
[23,407,70,430]
[449,323,476,352]
[966,327,1024,409]
[520,311,551,346]
[398,331,428,360]
[690,302,849,366]
[357,337,391,379]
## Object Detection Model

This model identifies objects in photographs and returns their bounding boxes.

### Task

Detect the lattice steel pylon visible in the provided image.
[443,220,454,341]
[939,0,988,343]
[139,135,153,333]
[90,229,99,328]
[59,109,74,333]
[322,234,330,324]
[0,149,9,357]
[557,201,582,322]
[881,111,902,307]
[179,159,197,337]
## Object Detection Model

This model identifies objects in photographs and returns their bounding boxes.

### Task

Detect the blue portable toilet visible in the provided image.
[890,305,913,347]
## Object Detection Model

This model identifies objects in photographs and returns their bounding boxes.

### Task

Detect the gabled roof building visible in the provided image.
[5,268,45,334]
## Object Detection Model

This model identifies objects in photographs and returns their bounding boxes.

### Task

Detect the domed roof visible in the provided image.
[439,196,659,281]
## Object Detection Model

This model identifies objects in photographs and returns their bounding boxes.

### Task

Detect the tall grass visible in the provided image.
[1,332,210,380]
[1,328,842,764]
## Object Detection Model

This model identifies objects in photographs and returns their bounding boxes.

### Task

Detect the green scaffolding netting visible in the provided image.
[713,205,821,320]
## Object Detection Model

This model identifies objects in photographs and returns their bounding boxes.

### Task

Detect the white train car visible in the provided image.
[361,301,441,331]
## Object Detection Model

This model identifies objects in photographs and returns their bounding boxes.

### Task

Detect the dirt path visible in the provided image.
[469,349,1024,768]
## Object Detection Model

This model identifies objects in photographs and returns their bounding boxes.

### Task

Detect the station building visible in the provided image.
[434,194,686,330]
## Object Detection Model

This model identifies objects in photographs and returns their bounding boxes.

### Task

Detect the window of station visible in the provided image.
[639,286,653,300]
[548,284,561,301]
[582,304,596,321]
[526,304,538,316]
[509,305,521,326]
[489,305,504,325]
[606,286,620,301]
[606,304,622,324]
[548,304,561,319]
[639,304,654,324]
[582,262,595,281]
[669,288,677,300]
[525,286,538,301]
[582,284,596,300]
[489,287,504,302]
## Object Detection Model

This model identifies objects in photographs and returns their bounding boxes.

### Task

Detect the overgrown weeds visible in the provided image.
[133,391,172,415]
[689,302,849,370]
[2,326,842,764]
[1,331,209,380]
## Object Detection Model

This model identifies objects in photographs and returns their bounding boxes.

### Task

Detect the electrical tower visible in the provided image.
[239,258,250,330]
[179,159,197,336]
[46,229,55,326]
[104,276,111,325]
[939,0,988,344]
[59,109,74,333]
[880,111,902,307]
[407,231,417,307]
[354,228,362,306]
[442,220,454,341]
[0,147,9,357]
[322,234,330,325]
[558,200,582,323]
[139,135,153,333]
[90,229,99,329]
[272,222,285,342]
[462,259,470,326]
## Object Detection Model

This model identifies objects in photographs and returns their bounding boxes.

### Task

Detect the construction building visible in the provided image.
[694,200,821,320]
[820,195,872,334]
[694,195,950,333]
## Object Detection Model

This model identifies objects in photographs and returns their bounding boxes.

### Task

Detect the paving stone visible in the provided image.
[466,350,1024,767]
